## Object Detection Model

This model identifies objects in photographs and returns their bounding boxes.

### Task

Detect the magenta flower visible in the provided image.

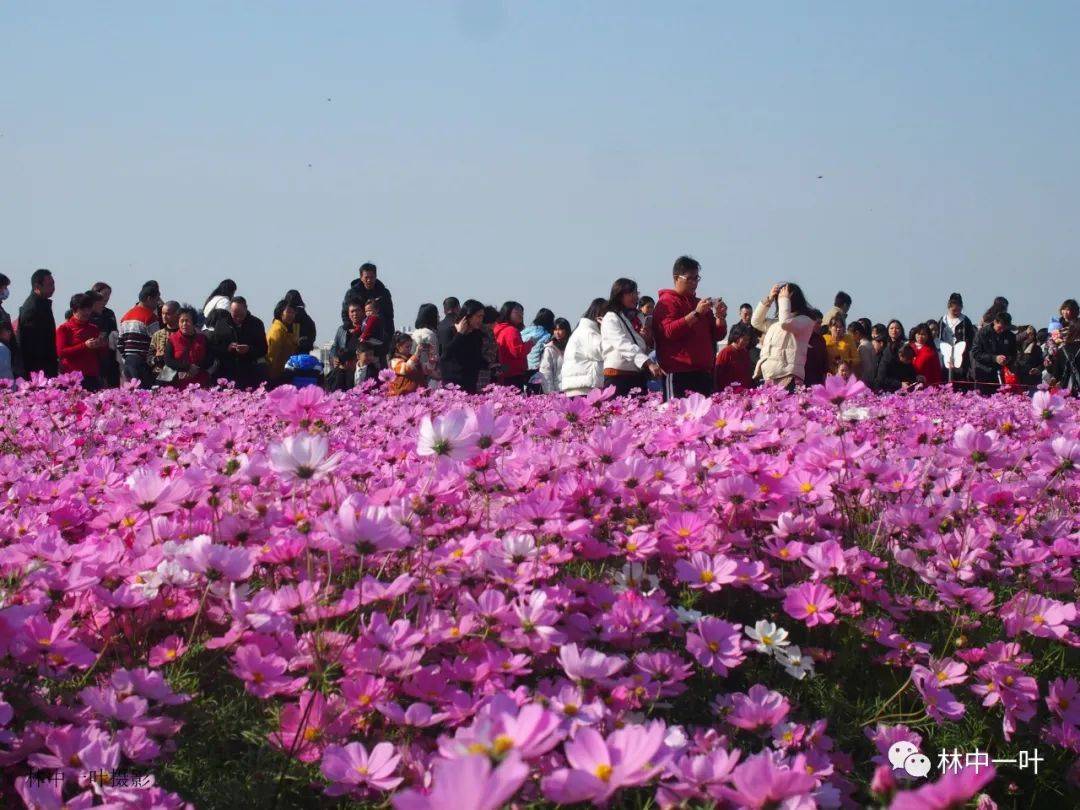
[686,618,745,677]
[148,635,188,668]
[1047,677,1080,725]
[321,741,402,795]
[269,433,341,481]
[891,765,996,810]
[674,552,738,591]
[393,753,528,810]
[725,685,791,732]
[811,373,867,406]
[417,408,477,460]
[440,694,563,761]
[718,751,817,809]
[558,643,627,685]
[782,581,837,627]
[540,721,669,804]
[232,644,306,698]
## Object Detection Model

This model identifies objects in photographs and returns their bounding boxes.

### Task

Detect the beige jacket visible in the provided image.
[752,297,817,382]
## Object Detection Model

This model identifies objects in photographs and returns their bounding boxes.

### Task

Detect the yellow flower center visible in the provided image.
[800,482,814,493]
[492,735,514,755]
[699,570,715,584]
[595,764,613,782]
[805,602,817,614]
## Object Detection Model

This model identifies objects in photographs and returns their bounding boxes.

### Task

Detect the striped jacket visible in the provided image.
[118,304,159,360]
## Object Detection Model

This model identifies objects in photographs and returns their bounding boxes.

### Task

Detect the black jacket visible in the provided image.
[1014,344,1044,387]
[90,307,120,386]
[295,308,317,354]
[209,314,268,381]
[971,325,1017,385]
[340,278,395,335]
[874,341,916,392]
[18,294,58,378]
[440,328,484,393]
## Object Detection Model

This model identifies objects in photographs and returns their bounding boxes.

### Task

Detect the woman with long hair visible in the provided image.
[412,303,441,388]
[202,279,237,329]
[751,282,817,389]
[600,278,663,396]
[910,322,943,386]
[440,299,486,393]
[265,299,300,386]
[536,317,571,393]
[492,300,536,390]
[522,307,556,373]
[561,298,606,397]
[875,319,916,391]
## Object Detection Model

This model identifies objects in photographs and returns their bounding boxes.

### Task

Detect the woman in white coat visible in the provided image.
[751,282,817,390]
[560,298,606,397]
[535,317,571,393]
[600,278,664,396]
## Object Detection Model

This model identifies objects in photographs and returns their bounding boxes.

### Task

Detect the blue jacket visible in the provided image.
[521,325,552,370]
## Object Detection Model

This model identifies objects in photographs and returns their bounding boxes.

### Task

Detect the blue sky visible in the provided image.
[2,2,1078,337]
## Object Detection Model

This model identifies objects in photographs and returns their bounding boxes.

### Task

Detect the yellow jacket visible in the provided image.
[266,319,300,380]
[824,333,859,372]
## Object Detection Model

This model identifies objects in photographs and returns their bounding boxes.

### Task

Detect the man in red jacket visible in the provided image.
[56,291,106,390]
[652,255,728,399]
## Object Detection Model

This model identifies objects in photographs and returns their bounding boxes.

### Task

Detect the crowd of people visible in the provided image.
[1,258,1078,399]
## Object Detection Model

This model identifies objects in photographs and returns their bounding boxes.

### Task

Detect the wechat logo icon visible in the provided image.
[888,741,931,779]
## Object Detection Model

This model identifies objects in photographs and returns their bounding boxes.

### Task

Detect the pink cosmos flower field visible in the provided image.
[0,373,1078,809]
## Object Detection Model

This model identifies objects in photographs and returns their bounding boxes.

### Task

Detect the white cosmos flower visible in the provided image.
[417,409,477,460]
[745,620,791,655]
[268,434,340,481]
[612,562,659,594]
[777,644,815,680]
[674,606,705,625]
[501,534,538,563]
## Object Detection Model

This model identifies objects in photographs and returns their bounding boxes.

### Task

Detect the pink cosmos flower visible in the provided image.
[540,721,669,804]
[782,581,837,627]
[686,618,745,677]
[232,644,307,698]
[440,693,563,761]
[123,467,183,515]
[268,433,341,481]
[674,552,738,591]
[1047,677,1080,725]
[725,685,791,732]
[393,753,528,810]
[417,408,477,460]
[148,635,188,668]
[558,644,627,685]
[321,741,402,795]
[890,765,996,810]
[811,373,867,406]
[718,751,817,809]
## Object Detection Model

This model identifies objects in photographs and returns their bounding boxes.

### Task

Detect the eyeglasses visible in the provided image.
[678,274,702,282]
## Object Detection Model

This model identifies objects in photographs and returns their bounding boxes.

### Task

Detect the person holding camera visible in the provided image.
[651,255,728,399]
[439,299,486,393]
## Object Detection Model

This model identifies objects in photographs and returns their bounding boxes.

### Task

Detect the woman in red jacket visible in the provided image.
[165,306,211,388]
[492,300,535,390]
[910,323,943,386]
[55,291,105,390]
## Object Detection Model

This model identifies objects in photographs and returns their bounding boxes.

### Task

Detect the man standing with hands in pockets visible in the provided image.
[652,255,728,399]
